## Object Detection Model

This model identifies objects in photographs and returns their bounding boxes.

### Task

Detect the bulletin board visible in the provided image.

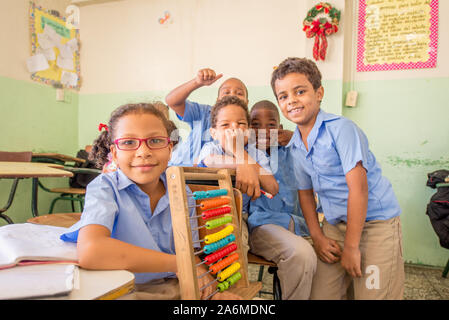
[29,2,81,89]
[357,0,438,72]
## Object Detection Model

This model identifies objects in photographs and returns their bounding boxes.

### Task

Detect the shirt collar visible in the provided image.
[285,109,340,151]
[116,168,135,190]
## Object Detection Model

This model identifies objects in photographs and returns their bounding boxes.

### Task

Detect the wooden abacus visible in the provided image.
[166,166,261,300]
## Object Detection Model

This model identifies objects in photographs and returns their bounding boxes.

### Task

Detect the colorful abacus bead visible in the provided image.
[204,225,234,244]
[193,189,228,200]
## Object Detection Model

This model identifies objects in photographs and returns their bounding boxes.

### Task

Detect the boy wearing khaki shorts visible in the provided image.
[271,57,404,299]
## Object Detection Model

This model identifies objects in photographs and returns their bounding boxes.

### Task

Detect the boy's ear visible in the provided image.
[316,86,324,102]
[279,123,283,130]
[168,142,173,158]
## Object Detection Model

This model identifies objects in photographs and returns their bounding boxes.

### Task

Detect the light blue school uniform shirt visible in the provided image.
[248,146,309,237]
[60,169,198,284]
[168,100,213,167]
[286,109,401,226]
[196,141,273,213]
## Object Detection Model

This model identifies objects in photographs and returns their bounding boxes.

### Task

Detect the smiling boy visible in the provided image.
[271,57,404,300]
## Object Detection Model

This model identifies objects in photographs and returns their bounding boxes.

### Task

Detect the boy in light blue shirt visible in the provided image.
[247,100,316,300]
[166,68,248,166]
[271,57,404,300]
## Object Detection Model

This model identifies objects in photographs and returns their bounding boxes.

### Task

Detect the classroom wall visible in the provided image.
[341,1,449,267]
[75,0,449,268]
[0,0,79,226]
[1,0,447,267]
[76,0,346,146]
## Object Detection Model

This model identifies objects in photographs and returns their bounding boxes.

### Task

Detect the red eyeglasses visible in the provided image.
[114,137,171,151]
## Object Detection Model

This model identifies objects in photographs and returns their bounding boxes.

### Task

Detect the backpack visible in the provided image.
[426,170,449,249]
[69,149,100,188]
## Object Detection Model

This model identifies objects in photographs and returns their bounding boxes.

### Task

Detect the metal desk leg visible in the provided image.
[31,178,39,217]
[0,178,20,224]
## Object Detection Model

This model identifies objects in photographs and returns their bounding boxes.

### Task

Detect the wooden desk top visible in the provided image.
[35,268,135,300]
[0,162,73,178]
[32,153,86,164]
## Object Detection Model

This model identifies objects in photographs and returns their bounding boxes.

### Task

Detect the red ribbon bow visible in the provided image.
[98,123,109,132]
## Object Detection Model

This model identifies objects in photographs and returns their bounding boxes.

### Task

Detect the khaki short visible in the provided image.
[310,216,405,300]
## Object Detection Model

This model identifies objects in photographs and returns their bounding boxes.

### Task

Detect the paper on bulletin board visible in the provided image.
[357,0,438,72]
[29,2,81,89]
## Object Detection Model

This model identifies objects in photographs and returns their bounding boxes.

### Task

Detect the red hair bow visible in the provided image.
[98,123,109,132]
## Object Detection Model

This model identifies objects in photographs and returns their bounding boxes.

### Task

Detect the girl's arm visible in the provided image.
[299,189,342,263]
[165,69,222,117]
[77,224,177,273]
[341,161,368,278]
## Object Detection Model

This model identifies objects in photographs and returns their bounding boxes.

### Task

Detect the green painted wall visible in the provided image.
[343,77,449,267]
[0,76,79,226]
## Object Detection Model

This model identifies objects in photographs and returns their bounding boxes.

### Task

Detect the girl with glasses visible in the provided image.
[60,103,240,300]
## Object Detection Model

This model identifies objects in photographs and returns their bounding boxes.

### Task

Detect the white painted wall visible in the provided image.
[77,0,346,94]
[0,0,72,80]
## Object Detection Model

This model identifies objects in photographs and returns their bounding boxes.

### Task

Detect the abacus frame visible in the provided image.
[166,166,253,300]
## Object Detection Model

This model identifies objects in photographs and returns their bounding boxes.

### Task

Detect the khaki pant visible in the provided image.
[248,219,317,300]
[310,216,405,300]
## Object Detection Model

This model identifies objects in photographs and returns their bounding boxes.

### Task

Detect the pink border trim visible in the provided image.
[357,0,439,72]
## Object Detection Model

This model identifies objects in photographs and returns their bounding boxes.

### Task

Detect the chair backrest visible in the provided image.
[0,151,32,162]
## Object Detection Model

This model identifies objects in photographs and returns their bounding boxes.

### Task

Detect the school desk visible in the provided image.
[0,162,73,223]
[39,268,135,300]
[32,152,86,165]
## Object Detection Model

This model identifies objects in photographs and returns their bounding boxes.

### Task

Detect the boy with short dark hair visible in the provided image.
[271,57,404,299]
[248,100,316,300]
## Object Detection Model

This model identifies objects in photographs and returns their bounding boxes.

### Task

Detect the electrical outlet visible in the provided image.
[345,91,358,107]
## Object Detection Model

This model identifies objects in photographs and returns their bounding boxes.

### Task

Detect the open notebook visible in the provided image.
[0,263,78,299]
[0,223,78,270]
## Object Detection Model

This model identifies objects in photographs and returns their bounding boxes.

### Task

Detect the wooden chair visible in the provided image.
[0,151,32,224]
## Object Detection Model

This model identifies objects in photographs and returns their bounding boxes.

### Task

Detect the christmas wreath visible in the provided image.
[303,2,341,61]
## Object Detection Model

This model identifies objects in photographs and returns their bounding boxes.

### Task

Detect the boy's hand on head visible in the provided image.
[312,234,342,264]
[195,68,223,87]
[340,246,362,278]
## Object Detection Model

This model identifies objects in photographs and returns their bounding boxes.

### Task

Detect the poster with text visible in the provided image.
[357,0,438,72]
